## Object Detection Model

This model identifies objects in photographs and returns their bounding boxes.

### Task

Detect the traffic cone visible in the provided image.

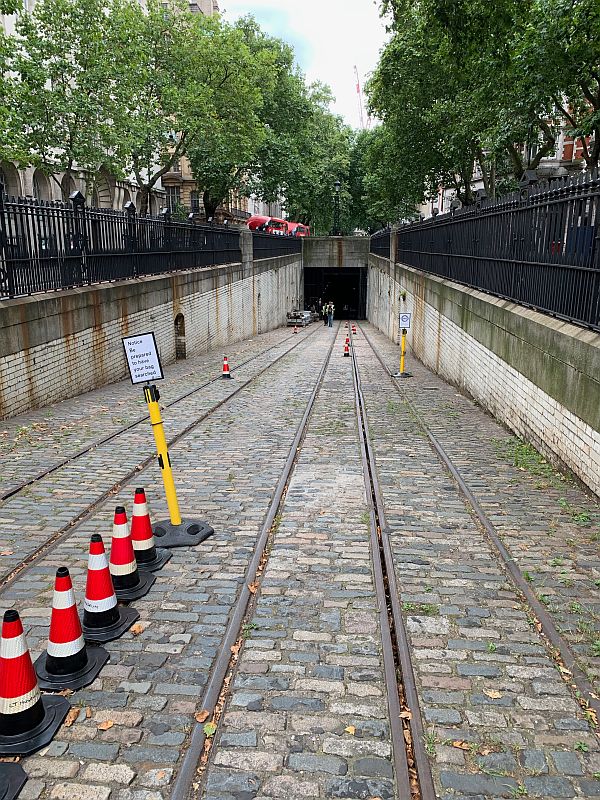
[352,324,357,335]
[110,507,155,601]
[0,610,69,756]
[82,534,139,643]
[131,488,171,572]
[293,325,298,334]
[34,568,108,691]
[343,342,350,357]
[222,356,232,379]
[0,762,27,800]
[345,336,350,345]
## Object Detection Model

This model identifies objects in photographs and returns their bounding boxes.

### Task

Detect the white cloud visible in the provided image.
[221,0,389,128]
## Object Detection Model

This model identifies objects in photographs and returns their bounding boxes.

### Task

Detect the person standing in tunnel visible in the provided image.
[327,302,334,327]
[323,304,328,326]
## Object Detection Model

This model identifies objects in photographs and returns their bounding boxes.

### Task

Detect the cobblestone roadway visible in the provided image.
[0,325,335,799]
[354,326,600,799]
[201,324,396,800]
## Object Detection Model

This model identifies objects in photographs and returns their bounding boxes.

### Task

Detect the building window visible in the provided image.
[166,186,180,212]
[190,191,200,213]
[171,157,181,174]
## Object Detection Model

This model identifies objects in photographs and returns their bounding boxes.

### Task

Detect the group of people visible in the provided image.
[322,302,335,327]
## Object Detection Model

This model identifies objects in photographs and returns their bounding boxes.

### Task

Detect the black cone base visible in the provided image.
[222,374,233,379]
[34,644,109,692]
[82,605,139,644]
[114,569,155,602]
[135,547,172,573]
[0,763,27,800]
[0,695,69,756]
[152,519,214,549]
[392,371,413,379]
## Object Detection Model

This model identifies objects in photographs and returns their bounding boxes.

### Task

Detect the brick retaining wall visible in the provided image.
[0,251,302,418]
[367,252,600,498]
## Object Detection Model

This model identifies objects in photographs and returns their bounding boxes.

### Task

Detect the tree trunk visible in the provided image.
[138,185,150,216]
[203,190,220,221]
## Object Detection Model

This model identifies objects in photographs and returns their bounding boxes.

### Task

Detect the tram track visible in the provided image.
[0,325,323,595]
[356,320,600,726]
[349,325,437,800]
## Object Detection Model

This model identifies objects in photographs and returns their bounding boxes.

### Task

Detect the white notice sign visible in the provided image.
[399,312,412,330]
[122,332,164,385]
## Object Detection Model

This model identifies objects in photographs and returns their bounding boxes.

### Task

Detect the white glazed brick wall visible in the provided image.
[367,263,600,498]
[0,260,301,418]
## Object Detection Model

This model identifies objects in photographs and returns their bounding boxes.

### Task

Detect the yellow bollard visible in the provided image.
[143,384,182,526]
[393,328,413,379]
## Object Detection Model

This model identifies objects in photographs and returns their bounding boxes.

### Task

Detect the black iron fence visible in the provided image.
[0,193,254,299]
[391,173,600,332]
[252,231,302,260]
[370,229,391,259]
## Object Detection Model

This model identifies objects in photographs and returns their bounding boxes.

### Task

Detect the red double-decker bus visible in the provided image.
[285,221,310,237]
[247,216,288,235]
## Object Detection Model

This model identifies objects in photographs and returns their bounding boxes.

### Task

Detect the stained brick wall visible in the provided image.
[367,253,600,498]
[0,254,302,419]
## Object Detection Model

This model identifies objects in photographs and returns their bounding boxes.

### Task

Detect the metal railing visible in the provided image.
[393,172,600,332]
[252,231,302,260]
[370,229,391,259]
[0,193,242,299]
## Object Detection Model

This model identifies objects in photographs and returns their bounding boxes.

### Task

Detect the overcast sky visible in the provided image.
[221,0,389,129]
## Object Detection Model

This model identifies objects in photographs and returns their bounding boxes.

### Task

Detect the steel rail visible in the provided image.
[349,325,437,800]
[357,321,600,724]
[0,325,324,594]
[1,327,313,504]
[171,323,340,800]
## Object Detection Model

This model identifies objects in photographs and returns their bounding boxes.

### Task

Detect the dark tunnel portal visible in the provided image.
[303,267,367,319]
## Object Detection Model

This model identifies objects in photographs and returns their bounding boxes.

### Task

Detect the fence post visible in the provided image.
[160,207,171,271]
[69,190,86,287]
[0,182,13,298]
[124,201,138,278]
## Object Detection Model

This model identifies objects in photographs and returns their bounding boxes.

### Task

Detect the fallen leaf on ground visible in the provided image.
[452,740,472,750]
[85,707,92,719]
[130,623,145,636]
[63,708,80,727]
[248,582,259,594]
[195,710,210,723]
[399,710,412,719]
[156,770,166,780]
[483,689,503,699]
[203,722,217,737]
[97,720,113,731]
[344,726,356,735]
[58,688,74,697]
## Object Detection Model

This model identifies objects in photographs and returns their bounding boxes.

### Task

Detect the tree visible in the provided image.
[9,0,125,198]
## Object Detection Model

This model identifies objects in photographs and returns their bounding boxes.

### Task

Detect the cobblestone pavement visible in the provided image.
[353,325,600,799]
[0,324,337,799]
[0,327,315,579]
[2,320,600,800]
[364,325,600,686]
[200,324,397,800]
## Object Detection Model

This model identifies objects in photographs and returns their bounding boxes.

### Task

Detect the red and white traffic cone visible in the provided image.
[110,506,155,601]
[293,325,298,334]
[0,609,69,756]
[0,762,27,800]
[131,488,171,572]
[34,568,108,691]
[222,356,232,379]
[352,324,357,335]
[345,336,350,346]
[343,342,350,357]
[82,534,139,643]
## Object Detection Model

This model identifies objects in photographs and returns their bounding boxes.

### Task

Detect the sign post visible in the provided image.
[122,333,213,548]
[393,313,413,379]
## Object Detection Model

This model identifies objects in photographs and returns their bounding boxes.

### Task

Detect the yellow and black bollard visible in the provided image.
[143,384,214,548]
[393,328,413,379]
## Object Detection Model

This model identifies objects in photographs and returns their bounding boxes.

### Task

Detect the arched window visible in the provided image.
[32,169,51,202]
[0,161,22,197]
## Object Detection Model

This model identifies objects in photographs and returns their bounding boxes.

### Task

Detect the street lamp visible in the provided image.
[333,180,341,236]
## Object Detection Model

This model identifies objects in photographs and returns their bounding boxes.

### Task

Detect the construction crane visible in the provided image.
[354,66,371,130]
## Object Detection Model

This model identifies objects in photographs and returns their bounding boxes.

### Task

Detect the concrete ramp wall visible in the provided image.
[368,252,600,497]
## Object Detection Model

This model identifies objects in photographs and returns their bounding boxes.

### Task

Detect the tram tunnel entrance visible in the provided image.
[303,267,368,319]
